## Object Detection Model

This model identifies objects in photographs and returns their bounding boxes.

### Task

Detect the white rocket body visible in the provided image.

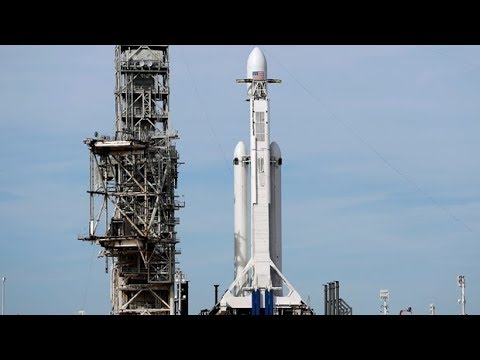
[221,47,308,313]
[248,47,271,292]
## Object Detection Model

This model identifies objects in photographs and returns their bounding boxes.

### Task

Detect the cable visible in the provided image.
[264,47,473,233]
[421,45,480,76]
[180,47,252,230]
[179,47,232,175]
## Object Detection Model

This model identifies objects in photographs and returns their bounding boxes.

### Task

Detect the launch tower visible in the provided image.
[79,45,185,315]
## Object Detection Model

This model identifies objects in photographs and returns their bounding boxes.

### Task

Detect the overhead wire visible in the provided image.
[263,46,473,233]
[179,47,251,231]
[179,47,232,176]
[421,45,480,76]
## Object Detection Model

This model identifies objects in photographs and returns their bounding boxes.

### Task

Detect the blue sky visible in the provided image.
[0,45,479,315]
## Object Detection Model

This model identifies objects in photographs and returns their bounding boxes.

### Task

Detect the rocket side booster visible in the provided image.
[234,141,248,282]
[270,141,282,293]
[219,47,310,314]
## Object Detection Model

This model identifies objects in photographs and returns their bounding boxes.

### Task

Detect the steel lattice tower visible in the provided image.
[79,45,185,315]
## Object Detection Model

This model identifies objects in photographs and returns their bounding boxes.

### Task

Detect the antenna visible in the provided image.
[457,275,466,315]
[380,289,389,315]
[175,271,187,315]
[429,303,436,315]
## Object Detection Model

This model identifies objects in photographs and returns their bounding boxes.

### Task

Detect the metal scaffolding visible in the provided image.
[324,281,352,315]
[79,45,185,315]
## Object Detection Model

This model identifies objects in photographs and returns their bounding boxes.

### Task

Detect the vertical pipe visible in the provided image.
[458,276,466,315]
[335,281,340,315]
[110,262,115,312]
[1,277,5,315]
[177,275,182,315]
[115,46,122,138]
[331,283,335,315]
[324,284,328,315]
[169,285,175,315]
[181,281,189,315]
[234,142,248,284]
[270,142,282,294]
[326,283,329,315]
[89,153,94,236]
[214,284,219,305]
[328,282,333,315]
[105,156,109,234]
[327,283,330,315]
[330,283,335,315]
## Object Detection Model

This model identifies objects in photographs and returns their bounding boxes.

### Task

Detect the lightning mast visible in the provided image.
[79,45,185,315]
[380,289,389,315]
[458,275,466,315]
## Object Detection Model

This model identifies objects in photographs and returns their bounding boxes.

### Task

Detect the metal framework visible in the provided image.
[79,45,185,315]
[324,281,352,315]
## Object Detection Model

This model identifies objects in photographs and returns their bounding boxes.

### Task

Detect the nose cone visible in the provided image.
[247,47,267,80]
[234,141,247,158]
[270,141,282,159]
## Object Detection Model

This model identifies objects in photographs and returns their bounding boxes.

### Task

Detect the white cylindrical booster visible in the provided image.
[234,141,248,282]
[270,141,282,293]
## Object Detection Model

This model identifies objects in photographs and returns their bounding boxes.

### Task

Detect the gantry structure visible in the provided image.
[79,45,185,315]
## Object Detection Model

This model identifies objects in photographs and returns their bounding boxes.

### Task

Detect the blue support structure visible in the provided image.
[251,291,255,315]
[252,290,261,315]
[264,291,268,315]
[265,291,269,315]
[264,290,274,315]
[252,290,275,315]
[268,290,274,315]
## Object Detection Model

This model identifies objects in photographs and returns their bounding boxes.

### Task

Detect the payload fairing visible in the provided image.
[216,47,312,315]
